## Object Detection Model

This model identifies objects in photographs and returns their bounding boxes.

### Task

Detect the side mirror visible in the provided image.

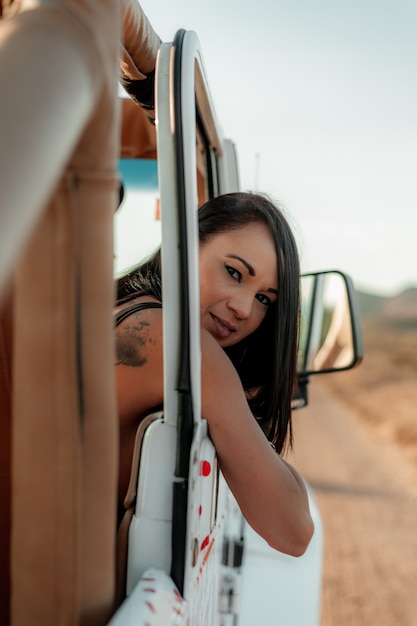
[297,270,363,377]
[293,270,363,409]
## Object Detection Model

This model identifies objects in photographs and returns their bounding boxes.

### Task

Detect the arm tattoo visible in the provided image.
[115,314,156,367]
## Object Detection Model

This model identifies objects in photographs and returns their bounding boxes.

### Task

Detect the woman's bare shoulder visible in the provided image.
[114,296,163,368]
[114,298,163,420]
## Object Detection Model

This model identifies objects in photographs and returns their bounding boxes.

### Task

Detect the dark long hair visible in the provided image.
[116,192,300,453]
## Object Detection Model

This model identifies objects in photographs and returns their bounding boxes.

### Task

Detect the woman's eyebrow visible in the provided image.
[226,254,255,276]
[226,253,278,295]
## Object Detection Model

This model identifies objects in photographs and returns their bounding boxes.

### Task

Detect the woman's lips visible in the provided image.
[210,313,237,339]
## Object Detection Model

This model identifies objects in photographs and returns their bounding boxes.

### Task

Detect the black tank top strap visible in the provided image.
[114,301,162,327]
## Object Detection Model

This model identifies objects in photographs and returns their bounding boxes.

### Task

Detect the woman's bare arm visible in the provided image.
[200,329,314,556]
[114,306,165,502]
[115,309,313,556]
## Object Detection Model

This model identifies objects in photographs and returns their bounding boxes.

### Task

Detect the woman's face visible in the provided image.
[199,222,278,347]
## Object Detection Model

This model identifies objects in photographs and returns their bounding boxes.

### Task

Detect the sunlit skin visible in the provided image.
[115,222,314,556]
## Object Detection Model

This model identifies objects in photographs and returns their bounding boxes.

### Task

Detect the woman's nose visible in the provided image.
[228,295,252,320]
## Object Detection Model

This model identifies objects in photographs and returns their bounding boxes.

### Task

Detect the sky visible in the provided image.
[136,0,417,296]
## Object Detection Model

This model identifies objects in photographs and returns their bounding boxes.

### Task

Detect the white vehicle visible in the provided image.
[0,5,362,626]
[111,28,363,626]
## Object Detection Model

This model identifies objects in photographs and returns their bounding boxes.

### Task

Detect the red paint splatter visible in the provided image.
[146,601,156,613]
[201,460,211,476]
[199,505,202,516]
[200,535,210,550]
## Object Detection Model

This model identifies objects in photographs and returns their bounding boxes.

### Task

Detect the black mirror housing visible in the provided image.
[292,270,363,409]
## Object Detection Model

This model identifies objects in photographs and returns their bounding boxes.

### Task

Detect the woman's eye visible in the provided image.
[256,293,272,307]
[225,264,241,282]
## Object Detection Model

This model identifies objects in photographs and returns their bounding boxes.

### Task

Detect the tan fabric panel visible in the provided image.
[0,286,13,625]
[8,1,121,625]
[0,5,101,296]
[11,177,119,626]
[3,1,161,623]
[12,182,82,625]
[76,174,120,626]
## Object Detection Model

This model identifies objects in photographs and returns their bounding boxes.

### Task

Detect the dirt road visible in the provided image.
[287,379,417,626]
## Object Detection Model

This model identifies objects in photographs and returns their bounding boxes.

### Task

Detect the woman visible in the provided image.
[114,192,314,556]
